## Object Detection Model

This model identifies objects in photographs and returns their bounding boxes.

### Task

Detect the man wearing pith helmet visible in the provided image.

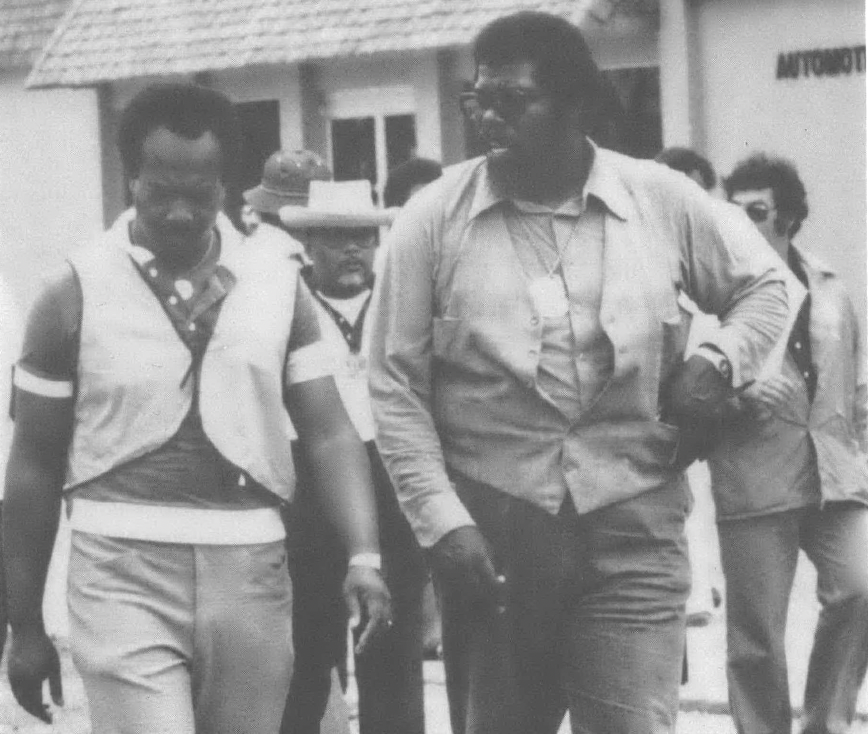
[280,180,428,734]
[3,83,390,734]
[369,10,793,734]
[244,148,332,260]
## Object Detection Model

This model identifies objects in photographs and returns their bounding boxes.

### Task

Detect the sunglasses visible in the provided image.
[738,201,774,224]
[459,86,542,123]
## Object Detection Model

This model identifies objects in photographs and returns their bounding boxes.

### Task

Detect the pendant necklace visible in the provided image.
[522,215,579,320]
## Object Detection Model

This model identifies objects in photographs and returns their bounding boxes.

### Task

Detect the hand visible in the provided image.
[663,354,733,425]
[8,625,63,723]
[662,354,740,468]
[428,526,504,610]
[344,565,392,656]
[741,375,800,421]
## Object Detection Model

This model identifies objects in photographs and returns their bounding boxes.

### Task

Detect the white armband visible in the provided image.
[348,552,382,571]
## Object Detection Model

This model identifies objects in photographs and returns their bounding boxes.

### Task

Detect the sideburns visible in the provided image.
[773,215,792,237]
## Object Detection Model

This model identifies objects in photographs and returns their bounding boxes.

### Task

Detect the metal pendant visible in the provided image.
[528,276,569,319]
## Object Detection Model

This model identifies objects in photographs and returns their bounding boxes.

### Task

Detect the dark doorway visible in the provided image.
[229,100,281,228]
[331,117,377,187]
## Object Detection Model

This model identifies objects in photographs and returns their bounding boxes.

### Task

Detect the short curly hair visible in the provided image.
[473,11,607,123]
[724,154,809,237]
[655,147,716,191]
[118,83,241,184]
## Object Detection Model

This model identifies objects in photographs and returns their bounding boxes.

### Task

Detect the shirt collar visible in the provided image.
[117,208,244,277]
[790,245,836,279]
[467,141,631,222]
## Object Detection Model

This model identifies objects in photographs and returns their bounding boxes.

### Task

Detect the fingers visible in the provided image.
[493,574,507,615]
[346,589,362,631]
[10,680,51,724]
[474,546,500,598]
[48,660,64,707]
[354,594,392,656]
[343,566,393,656]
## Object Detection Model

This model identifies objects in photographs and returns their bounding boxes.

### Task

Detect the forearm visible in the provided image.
[713,277,790,385]
[302,425,380,558]
[3,445,64,631]
[371,386,475,549]
[853,382,867,452]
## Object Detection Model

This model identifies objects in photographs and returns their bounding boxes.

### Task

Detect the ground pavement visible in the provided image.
[0,549,866,733]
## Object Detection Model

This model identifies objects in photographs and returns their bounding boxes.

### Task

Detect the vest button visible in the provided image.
[188,323,197,332]
[168,296,178,306]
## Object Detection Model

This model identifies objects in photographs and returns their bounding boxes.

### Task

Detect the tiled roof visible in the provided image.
[27,0,603,88]
[0,0,70,69]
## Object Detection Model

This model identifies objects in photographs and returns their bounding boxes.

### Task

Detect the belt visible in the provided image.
[69,499,286,545]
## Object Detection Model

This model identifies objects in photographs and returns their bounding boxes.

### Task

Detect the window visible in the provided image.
[326,87,417,203]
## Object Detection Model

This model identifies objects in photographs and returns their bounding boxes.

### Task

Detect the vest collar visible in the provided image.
[112,209,246,276]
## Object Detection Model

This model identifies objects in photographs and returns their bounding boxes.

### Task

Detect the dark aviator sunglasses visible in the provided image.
[738,201,773,224]
[459,86,542,123]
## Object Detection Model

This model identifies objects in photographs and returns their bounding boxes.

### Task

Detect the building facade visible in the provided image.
[10,0,867,328]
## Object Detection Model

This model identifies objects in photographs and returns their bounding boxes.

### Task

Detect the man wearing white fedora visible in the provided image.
[280,180,428,734]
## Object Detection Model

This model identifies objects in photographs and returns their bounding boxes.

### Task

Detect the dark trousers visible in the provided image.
[0,502,6,665]
[718,503,868,734]
[281,443,427,734]
[439,473,691,734]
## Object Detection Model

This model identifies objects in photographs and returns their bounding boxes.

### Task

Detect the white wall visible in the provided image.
[693,0,866,328]
[0,72,103,310]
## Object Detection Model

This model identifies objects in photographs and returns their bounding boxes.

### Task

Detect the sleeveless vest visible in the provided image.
[65,213,299,501]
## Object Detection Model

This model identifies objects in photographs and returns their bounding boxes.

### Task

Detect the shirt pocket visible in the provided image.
[659,294,693,391]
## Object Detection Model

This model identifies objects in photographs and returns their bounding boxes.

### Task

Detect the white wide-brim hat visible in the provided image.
[280,180,397,229]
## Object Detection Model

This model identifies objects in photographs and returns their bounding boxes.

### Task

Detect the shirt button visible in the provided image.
[794,341,802,349]
[531,316,540,326]
[168,295,179,306]
[526,378,535,388]
[529,348,538,357]
[188,323,197,332]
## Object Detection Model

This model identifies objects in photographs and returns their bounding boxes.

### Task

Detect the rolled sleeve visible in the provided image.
[369,195,475,548]
[285,340,335,386]
[681,196,793,386]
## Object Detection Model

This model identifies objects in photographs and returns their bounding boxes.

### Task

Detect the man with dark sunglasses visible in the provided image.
[710,154,868,734]
[370,11,794,734]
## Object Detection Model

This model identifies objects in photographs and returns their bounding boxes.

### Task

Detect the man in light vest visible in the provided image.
[280,179,428,734]
[2,83,391,734]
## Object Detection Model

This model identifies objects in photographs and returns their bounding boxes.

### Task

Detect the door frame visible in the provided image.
[325,85,416,202]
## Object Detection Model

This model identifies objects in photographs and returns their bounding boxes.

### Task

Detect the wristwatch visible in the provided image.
[695,344,733,384]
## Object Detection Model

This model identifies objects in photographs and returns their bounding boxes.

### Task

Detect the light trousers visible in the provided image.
[68,531,294,734]
[718,503,868,734]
